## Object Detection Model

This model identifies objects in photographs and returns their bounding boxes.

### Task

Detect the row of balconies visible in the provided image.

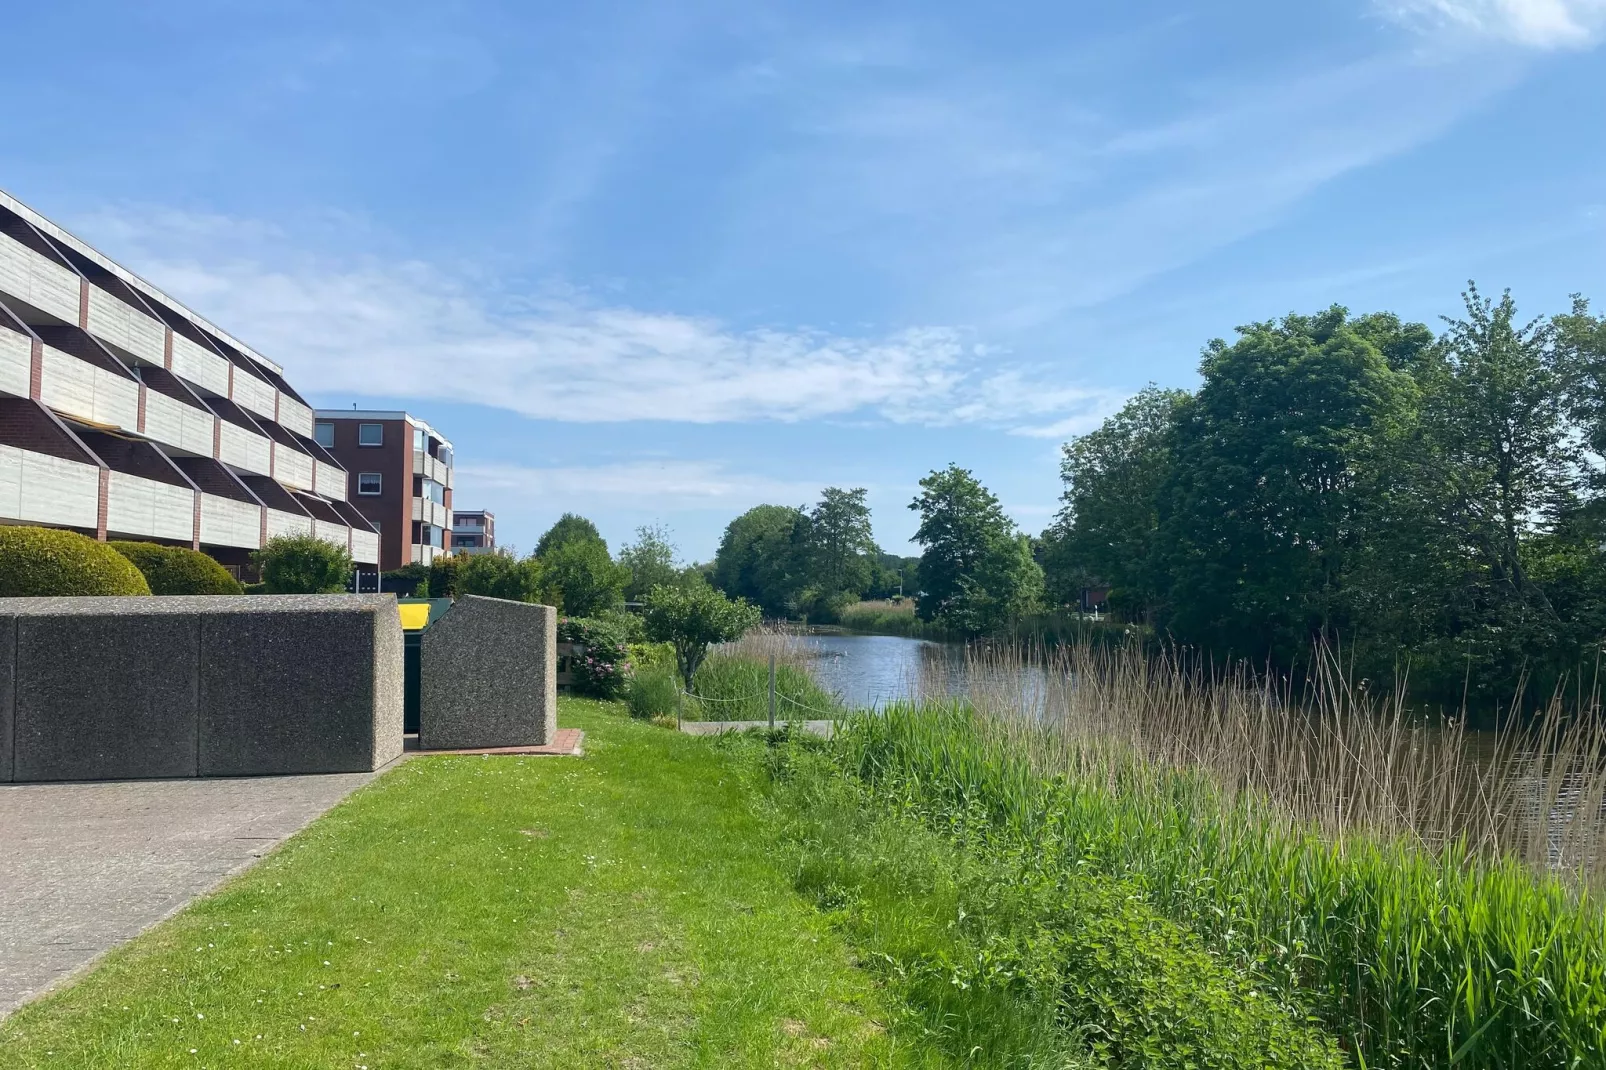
[0,320,346,501]
[0,227,316,439]
[0,398,378,564]
[412,447,453,489]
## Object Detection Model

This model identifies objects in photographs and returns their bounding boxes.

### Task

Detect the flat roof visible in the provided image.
[314,409,453,450]
[0,187,285,377]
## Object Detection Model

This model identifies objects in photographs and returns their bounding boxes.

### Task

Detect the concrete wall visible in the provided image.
[0,595,403,783]
[419,596,556,750]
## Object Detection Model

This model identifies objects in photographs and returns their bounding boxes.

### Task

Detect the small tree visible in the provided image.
[643,581,761,687]
[254,534,352,594]
[618,523,680,602]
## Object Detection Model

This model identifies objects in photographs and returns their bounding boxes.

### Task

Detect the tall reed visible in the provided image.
[838,639,1606,1066]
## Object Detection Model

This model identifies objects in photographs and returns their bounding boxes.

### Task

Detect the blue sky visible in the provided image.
[3,1,1603,561]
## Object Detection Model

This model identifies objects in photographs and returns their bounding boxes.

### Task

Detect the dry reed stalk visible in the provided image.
[932,639,1606,885]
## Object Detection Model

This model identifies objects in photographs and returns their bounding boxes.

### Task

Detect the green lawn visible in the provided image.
[0,701,930,1069]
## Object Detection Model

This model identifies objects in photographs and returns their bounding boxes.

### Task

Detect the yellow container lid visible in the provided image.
[398,602,433,631]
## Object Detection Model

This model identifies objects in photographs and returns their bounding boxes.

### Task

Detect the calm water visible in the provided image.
[797,632,1049,711]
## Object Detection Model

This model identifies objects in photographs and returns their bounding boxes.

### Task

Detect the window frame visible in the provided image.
[357,423,384,447]
[356,472,383,496]
[314,421,335,448]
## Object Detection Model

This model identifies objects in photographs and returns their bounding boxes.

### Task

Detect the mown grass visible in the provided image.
[843,699,1606,1068]
[0,700,931,1069]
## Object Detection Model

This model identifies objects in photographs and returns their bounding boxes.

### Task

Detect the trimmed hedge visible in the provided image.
[110,541,244,595]
[0,526,151,596]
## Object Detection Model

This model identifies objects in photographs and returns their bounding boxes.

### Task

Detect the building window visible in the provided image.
[419,477,445,505]
[358,423,384,446]
[314,421,335,448]
[412,427,426,451]
[357,472,382,496]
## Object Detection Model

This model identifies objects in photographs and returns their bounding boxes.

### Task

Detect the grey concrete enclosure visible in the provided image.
[419,595,556,750]
[0,594,404,783]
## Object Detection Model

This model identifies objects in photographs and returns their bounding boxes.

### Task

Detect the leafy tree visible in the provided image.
[712,504,805,616]
[642,580,761,687]
[909,465,1041,633]
[803,487,877,598]
[540,538,629,616]
[455,549,546,602]
[536,513,605,557]
[618,524,680,602]
[254,534,353,594]
[1152,306,1417,663]
[1042,385,1186,619]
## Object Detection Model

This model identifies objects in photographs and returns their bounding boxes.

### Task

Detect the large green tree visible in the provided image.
[1042,385,1186,619]
[712,504,805,616]
[802,487,877,599]
[1151,306,1418,664]
[536,513,605,557]
[909,465,1042,633]
[541,539,629,617]
[618,524,680,603]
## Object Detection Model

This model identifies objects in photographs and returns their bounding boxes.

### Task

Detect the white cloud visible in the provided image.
[77,206,1113,437]
[1380,0,1606,47]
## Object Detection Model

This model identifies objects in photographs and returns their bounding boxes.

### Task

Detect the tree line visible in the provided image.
[1044,285,1606,711]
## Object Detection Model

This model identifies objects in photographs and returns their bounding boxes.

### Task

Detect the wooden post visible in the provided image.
[768,653,776,732]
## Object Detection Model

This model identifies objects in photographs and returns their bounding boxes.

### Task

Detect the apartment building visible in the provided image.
[313,411,453,571]
[0,189,378,575]
[451,509,494,554]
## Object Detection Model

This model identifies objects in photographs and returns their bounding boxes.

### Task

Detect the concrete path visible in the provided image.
[0,768,391,1018]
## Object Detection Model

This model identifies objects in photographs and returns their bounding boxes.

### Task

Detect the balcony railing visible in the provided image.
[105,471,195,543]
[0,231,80,325]
[84,284,165,365]
[198,493,261,550]
[169,333,231,397]
[0,443,99,530]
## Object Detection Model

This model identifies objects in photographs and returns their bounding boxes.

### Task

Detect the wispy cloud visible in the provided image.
[1379,0,1606,48]
[77,205,1114,438]
[457,459,821,510]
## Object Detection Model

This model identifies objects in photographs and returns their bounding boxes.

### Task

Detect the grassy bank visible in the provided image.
[626,628,843,722]
[823,638,1606,1068]
[0,701,920,1068]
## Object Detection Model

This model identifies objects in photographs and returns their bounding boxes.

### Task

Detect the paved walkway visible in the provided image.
[0,768,391,1018]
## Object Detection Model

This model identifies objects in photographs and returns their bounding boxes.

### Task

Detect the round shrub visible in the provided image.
[253,533,352,594]
[0,526,151,596]
[110,541,244,595]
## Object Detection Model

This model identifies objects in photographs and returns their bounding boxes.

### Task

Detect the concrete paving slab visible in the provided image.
[0,768,392,1018]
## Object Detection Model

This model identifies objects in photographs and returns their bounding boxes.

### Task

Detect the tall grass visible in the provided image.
[835,599,959,640]
[683,626,843,722]
[837,639,1606,1066]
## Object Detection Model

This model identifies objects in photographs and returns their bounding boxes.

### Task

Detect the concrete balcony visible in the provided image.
[138,367,217,457]
[0,230,80,325]
[229,363,278,422]
[211,397,273,478]
[412,450,451,487]
[0,400,101,531]
[80,431,197,544]
[240,475,313,542]
[254,418,315,492]
[412,496,448,528]
[294,492,354,554]
[314,458,347,502]
[410,543,440,566]
[168,331,231,397]
[174,456,264,551]
[83,282,165,366]
[276,393,314,438]
[0,319,30,398]
[35,328,140,432]
[329,500,380,566]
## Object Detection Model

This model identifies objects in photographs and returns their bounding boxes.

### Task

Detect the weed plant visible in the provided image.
[833,636,1606,1067]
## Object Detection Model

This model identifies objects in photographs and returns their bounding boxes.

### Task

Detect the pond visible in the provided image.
[796,632,1048,711]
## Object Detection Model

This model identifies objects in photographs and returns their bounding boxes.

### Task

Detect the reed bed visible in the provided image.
[833,640,1606,1067]
[682,626,842,722]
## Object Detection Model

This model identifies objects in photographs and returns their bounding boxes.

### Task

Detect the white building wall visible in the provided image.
[0,446,100,529]
[277,395,313,438]
[266,508,312,540]
[0,233,80,324]
[231,370,277,421]
[0,327,30,397]
[38,347,140,431]
[351,528,379,565]
[85,285,165,365]
[217,421,272,476]
[169,333,230,396]
[199,494,261,549]
[106,472,194,542]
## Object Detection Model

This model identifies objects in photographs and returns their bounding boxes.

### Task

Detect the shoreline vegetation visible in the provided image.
[713,635,1606,1066]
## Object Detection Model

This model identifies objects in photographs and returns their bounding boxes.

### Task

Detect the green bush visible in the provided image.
[0,526,150,596]
[557,616,630,699]
[109,541,243,595]
[253,534,352,594]
[456,550,545,602]
[625,663,680,720]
